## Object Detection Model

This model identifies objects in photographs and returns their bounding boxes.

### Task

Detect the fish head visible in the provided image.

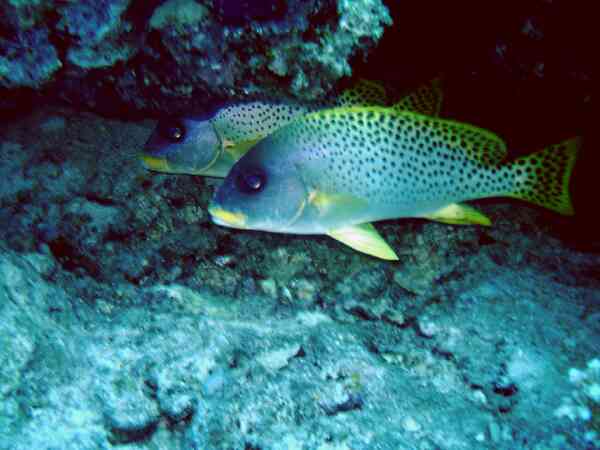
[208,136,312,233]
[141,117,230,177]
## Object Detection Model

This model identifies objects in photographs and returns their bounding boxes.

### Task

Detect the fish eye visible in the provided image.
[159,119,185,143]
[235,169,266,194]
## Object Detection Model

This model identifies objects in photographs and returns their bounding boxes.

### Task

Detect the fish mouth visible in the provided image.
[140,154,171,172]
[208,205,247,228]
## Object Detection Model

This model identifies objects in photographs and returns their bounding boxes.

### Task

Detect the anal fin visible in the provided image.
[327,223,399,260]
[424,203,492,226]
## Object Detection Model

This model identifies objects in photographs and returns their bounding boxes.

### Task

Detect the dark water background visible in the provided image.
[354,1,598,253]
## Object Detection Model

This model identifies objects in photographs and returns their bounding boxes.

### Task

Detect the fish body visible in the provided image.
[141,79,441,178]
[209,106,578,258]
[141,101,313,177]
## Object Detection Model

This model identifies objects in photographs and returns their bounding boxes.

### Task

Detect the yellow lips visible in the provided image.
[141,155,171,172]
[208,206,247,228]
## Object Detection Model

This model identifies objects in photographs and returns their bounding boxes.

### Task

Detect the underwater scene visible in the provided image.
[0,1,598,449]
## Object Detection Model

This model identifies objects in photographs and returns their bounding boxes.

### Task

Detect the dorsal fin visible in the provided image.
[392,78,444,117]
[299,106,508,166]
[335,79,388,107]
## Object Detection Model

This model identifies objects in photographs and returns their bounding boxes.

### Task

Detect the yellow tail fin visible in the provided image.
[508,137,579,215]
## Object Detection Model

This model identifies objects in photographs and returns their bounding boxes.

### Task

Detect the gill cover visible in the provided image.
[142,117,227,176]
[209,138,309,232]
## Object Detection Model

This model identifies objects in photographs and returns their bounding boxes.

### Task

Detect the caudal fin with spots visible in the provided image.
[508,137,579,215]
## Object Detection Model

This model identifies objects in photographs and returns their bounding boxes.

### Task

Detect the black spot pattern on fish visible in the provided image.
[212,101,312,142]
[209,82,392,148]
[276,107,519,211]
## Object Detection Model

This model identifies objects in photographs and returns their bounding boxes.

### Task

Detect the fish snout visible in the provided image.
[140,154,171,172]
[208,204,248,228]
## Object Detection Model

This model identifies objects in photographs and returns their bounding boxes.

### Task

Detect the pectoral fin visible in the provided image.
[424,203,492,226]
[327,223,399,260]
[223,138,261,161]
[308,190,368,218]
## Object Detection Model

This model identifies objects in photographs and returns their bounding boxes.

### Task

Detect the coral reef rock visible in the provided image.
[0,0,391,114]
[0,103,598,450]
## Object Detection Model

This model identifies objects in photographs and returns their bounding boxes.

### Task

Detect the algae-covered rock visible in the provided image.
[0,0,49,31]
[0,27,62,88]
[57,0,136,69]
[0,0,392,114]
[142,0,391,108]
[1,0,593,117]
[0,104,599,449]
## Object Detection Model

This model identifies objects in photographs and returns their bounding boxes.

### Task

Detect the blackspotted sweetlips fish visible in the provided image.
[208,106,578,260]
[140,80,442,178]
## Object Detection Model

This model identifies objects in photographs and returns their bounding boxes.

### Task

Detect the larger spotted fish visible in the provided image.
[209,106,578,260]
[140,80,443,177]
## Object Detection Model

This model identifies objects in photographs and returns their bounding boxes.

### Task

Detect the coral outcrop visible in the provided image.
[0,0,391,114]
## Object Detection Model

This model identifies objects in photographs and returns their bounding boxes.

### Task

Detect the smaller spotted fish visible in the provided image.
[209,106,579,260]
[140,79,442,177]
[141,102,312,178]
